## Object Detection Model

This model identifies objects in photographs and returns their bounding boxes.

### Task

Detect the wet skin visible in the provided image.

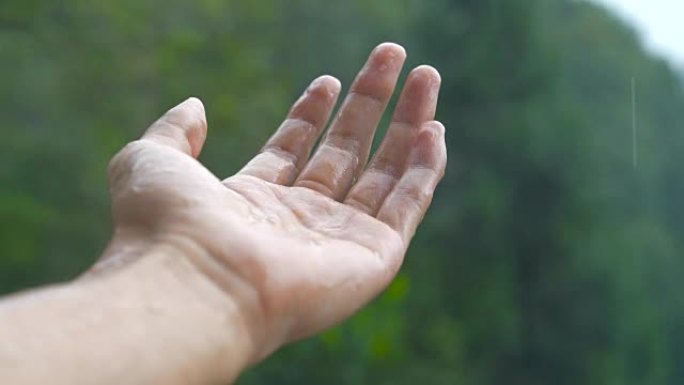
[102,42,446,360]
[0,42,446,385]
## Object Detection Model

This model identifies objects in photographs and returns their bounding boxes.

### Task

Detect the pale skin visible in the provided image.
[0,43,446,385]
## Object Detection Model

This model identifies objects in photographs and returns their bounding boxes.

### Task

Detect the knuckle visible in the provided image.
[400,183,433,207]
[106,140,147,185]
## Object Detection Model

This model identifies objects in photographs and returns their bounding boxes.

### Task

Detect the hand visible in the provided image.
[100,43,446,362]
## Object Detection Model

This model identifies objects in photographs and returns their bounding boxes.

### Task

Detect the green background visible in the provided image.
[1,0,683,384]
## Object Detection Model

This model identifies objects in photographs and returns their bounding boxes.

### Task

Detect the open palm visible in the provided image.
[102,43,445,360]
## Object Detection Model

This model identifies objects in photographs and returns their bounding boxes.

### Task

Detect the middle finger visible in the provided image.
[294,43,406,200]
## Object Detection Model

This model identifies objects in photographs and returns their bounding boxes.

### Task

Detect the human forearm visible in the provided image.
[0,245,253,385]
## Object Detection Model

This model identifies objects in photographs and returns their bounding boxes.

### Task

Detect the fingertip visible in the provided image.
[172,97,207,128]
[422,121,447,176]
[353,43,406,100]
[410,65,441,85]
[373,42,407,60]
[176,97,207,125]
[368,43,407,73]
[179,97,208,157]
[183,96,205,111]
[310,75,342,99]
[411,121,446,172]
[423,120,445,136]
[143,97,208,158]
[414,123,438,149]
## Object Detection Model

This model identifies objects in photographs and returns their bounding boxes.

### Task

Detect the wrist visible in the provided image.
[83,235,257,383]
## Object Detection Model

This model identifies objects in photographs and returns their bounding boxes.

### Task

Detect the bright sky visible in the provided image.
[590,0,684,68]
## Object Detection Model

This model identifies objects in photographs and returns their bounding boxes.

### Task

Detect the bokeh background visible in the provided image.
[2,0,684,384]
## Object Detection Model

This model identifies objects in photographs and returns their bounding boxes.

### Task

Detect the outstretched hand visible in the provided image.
[101,43,445,362]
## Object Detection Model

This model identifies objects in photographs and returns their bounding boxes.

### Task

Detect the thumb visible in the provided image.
[142,97,208,158]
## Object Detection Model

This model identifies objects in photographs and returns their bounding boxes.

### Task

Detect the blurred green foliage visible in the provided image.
[1,0,683,384]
